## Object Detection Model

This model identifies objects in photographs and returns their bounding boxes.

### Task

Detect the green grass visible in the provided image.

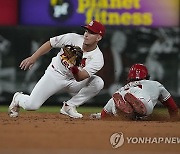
[0,105,171,116]
[0,105,102,113]
[1,105,175,121]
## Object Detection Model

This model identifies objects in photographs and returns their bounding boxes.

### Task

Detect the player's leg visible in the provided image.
[102,98,117,117]
[8,67,67,117]
[66,75,104,106]
[19,72,64,110]
[112,92,134,115]
[90,93,134,119]
[89,98,115,119]
[124,87,154,116]
[60,75,104,118]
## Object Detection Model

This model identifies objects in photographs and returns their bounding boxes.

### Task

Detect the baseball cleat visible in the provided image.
[124,93,147,115]
[89,113,101,119]
[60,102,83,118]
[112,93,134,114]
[8,92,22,118]
[60,103,69,116]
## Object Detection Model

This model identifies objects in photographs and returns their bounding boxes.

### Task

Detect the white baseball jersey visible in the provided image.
[50,33,104,79]
[17,33,105,110]
[104,80,171,115]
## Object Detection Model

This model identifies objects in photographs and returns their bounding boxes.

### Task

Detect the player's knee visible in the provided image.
[93,76,104,91]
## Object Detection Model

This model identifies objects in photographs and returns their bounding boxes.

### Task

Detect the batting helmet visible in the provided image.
[127,64,149,82]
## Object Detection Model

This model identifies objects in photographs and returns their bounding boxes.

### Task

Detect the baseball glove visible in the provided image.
[62,45,83,66]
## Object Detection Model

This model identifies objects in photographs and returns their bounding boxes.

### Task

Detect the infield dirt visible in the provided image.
[0,112,180,154]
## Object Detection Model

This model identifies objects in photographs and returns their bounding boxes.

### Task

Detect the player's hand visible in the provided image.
[19,56,36,70]
[62,45,83,66]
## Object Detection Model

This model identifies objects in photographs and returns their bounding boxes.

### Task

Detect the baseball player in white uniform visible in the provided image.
[8,20,106,118]
[90,64,178,120]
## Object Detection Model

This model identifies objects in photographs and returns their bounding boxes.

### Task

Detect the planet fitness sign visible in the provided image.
[20,0,179,27]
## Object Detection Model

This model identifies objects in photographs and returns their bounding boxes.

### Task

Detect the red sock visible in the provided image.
[101,109,111,119]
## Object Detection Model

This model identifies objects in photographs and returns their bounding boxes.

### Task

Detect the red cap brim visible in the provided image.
[81,25,99,34]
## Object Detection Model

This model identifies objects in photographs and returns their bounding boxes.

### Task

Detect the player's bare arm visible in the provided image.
[20,41,52,70]
[71,67,90,81]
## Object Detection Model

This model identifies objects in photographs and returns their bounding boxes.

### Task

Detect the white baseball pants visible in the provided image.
[17,65,104,110]
[104,87,154,116]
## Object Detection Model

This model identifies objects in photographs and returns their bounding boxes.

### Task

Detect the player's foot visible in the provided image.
[89,113,101,119]
[60,103,69,116]
[112,93,134,114]
[60,102,83,118]
[8,92,22,118]
[124,93,147,115]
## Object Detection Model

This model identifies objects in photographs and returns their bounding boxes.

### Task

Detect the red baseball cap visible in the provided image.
[81,20,105,37]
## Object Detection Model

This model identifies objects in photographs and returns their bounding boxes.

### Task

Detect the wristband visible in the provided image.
[71,66,79,74]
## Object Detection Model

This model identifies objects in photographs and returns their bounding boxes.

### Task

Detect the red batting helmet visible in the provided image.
[127,64,149,82]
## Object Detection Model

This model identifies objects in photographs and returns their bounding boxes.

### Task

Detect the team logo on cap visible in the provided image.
[89,21,94,26]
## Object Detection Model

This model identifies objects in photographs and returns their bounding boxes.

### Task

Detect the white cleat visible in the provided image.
[8,92,22,118]
[60,102,83,118]
[89,113,101,119]
[60,103,69,116]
